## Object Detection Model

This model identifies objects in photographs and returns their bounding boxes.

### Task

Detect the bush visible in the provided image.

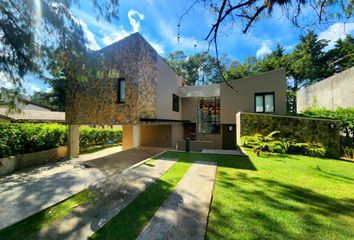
[79,127,122,149]
[241,131,326,157]
[0,124,122,158]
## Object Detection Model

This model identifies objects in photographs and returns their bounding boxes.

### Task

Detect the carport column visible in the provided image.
[68,124,80,158]
[133,125,141,149]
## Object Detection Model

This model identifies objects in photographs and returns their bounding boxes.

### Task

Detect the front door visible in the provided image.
[222,124,236,150]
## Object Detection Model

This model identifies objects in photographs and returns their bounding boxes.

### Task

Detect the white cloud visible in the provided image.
[73,8,165,55]
[25,83,41,95]
[78,19,101,50]
[45,87,53,93]
[256,40,272,58]
[319,23,354,50]
[128,10,145,32]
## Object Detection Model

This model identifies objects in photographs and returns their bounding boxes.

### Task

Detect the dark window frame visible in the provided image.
[254,92,275,113]
[197,97,221,134]
[117,78,125,104]
[172,94,179,112]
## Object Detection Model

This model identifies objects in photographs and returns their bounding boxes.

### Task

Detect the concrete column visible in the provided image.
[122,125,141,150]
[236,112,241,146]
[133,125,141,149]
[68,125,80,158]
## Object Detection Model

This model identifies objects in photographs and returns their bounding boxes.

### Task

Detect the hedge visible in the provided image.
[0,124,122,158]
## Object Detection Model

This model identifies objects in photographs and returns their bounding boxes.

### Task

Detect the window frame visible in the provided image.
[172,93,179,112]
[254,92,275,113]
[197,97,221,135]
[117,78,125,104]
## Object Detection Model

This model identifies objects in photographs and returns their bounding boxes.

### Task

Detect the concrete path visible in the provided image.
[30,158,177,240]
[0,166,105,230]
[137,161,217,240]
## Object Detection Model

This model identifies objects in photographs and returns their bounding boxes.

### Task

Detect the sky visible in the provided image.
[24,0,354,94]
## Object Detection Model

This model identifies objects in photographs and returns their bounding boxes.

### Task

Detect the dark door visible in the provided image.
[222,124,236,150]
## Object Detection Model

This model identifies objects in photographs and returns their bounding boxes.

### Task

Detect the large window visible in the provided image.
[255,92,275,113]
[197,97,220,134]
[172,94,179,112]
[117,78,125,103]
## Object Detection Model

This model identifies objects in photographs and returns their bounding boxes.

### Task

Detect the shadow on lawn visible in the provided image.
[155,151,257,171]
[208,172,354,240]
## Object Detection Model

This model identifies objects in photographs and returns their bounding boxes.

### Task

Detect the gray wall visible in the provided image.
[221,68,287,123]
[156,57,182,120]
[297,67,354,112]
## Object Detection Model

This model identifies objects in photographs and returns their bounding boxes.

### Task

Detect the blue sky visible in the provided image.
[25,0,354,94]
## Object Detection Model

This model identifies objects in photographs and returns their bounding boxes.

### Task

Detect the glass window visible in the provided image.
[265,94,274,112]
[255,95,264,112]
[197,97,220,134]
[118,78,125,103]
[255,93,275,113]
[172,94,179,112]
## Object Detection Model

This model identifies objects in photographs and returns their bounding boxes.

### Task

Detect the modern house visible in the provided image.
[66,32,287,156]
[0,99,65,123]
[297,67,354,112]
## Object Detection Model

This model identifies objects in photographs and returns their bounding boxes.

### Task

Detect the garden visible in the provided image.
[0,123,122,158]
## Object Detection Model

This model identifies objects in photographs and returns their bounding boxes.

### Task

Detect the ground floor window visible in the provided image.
[197,97,220,134]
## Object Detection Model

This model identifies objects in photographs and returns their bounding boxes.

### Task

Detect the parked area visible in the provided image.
[1,149,353,240]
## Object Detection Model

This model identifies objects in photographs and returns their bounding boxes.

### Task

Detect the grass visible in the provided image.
[91,158,192,240]
[80,143,120,154]
[0,189,94,240]
[206,149,354,240]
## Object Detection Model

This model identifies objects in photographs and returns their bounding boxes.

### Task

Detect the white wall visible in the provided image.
[156,57,182,120]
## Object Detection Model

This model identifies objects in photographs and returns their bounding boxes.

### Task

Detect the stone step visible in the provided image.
[137,161,217,240]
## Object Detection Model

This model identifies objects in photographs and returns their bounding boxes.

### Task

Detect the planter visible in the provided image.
[0,146,68,176]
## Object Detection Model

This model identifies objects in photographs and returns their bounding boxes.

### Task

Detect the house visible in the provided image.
[0,99,65,123]
[66,32,287,156]
[297,67,354,112]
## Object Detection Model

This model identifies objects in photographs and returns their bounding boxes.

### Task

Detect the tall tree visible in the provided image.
[0,0,119,108]
[165,51,224,85]
[326,35,354,73]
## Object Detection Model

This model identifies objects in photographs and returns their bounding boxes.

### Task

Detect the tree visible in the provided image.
[165,51,224,85]
[0,0,119,108]
[326,35,354,73]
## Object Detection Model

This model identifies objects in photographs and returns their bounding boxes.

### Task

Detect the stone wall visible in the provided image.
[236,112,341,158]
[66,33,158,125]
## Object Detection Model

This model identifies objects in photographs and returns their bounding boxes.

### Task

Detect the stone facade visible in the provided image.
[66,33,158,125]
[236,112,341,158]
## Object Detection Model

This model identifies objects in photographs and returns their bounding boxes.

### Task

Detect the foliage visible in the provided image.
[164,50,225,85]
[79,127,122,149]
[241,131,326,157]
[0,124,122,158]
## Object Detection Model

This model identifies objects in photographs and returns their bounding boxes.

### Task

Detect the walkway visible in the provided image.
[0,146,165,230]
[137,161,217,240]
[30,158,177,240]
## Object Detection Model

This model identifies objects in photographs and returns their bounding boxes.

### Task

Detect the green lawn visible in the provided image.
[206,150,354,240]
[0,189,94,240]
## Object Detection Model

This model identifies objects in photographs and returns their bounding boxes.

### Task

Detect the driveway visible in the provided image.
[0,146,166,230]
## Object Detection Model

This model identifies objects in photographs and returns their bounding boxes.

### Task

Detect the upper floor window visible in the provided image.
[117,78,125,103]
[197,97,220,134]
[255,92,275,113]
[173,94,179,112]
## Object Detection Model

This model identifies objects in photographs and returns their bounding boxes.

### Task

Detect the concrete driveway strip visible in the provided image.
[0,167,105,230]
[30,158,177,240]
[137,161,217,240]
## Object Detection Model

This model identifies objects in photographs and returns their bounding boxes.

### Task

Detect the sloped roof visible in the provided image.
[0,109,65,122]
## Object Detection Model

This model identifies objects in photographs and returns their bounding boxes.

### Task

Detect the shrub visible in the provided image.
[0,124,122,158]
[241,131,326,157]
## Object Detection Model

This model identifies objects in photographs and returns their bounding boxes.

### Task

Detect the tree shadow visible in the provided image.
[207,172,354,240]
